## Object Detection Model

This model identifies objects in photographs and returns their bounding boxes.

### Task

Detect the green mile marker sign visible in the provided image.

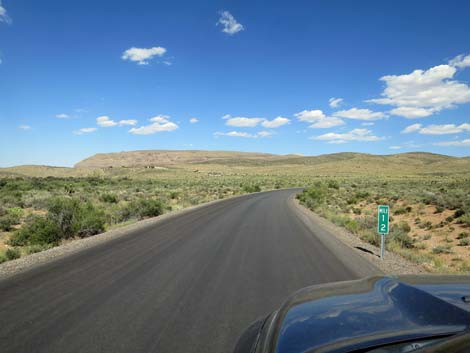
[377,205,390,235]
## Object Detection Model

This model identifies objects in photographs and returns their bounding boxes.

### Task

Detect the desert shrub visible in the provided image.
[0,215,18,232]
[446,216,454,223]
[432,245,453,254]
[457,232,469,240]
[393,207,407,215]
[169,191,180,199]
[327,180,339,189]
[389,222,414,248]
[352,208,361,215]
[344,219,359,234]
[423,234,432,240]
[458,238,470,246]
[397,221,411,233]
[456,214,470,227]
[26,244,54,254]
[121,198,165,220]
[7,207,23,217]
[0,254,6,264]
[434,206,445,214]
[243,184,261,193]
[76,203,106,238]
[298,185,327,210]
[9,216,61,246]
[5,248,21,260]
[100,193,119,204]
[360,231,380,247]
[454,209,465,218]
[47,197,82,238]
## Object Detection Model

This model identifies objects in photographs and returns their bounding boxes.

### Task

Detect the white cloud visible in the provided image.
[73,127,97,135]
[0,1,11,24]
[328,97,343,108]
[225,116,264,127]
[118,119,138,126]
[401,122,470,135]
[217,11,244,35]
[122,46,167,65]
[214,130,272,138]
[311,128,384,144]
[295,109,345,128]
[449,54,470,69]
[422,123,469,135]
[389,106,435,119]
[129,115,178,135]
[401,123,422,134]
[96,116,137,127]
[389,146,402,150]
[333,108,386,121]
[97,116,116,127]
[361,122,375,126]
[189,117,199,124]
[56,113,70,119]
[257,131,274,137]
[368,59,470,116]
[261,117,290,128]
[433,139,470,147]
[18,125,31,130]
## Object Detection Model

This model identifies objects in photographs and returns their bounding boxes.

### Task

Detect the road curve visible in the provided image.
[0,189,377,353]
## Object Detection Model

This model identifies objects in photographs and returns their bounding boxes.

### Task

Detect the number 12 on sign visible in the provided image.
[377,205,389,260]
[377,205,389,235]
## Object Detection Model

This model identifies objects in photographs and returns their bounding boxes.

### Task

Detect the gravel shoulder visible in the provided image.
[291,197,428,275]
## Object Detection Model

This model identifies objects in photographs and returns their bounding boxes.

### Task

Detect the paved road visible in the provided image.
[0,189,378,353]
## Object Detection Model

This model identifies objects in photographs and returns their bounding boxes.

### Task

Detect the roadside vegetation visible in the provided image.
[297,177,470,274]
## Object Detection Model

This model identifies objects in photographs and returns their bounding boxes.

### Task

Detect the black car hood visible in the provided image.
[259,276,470,353]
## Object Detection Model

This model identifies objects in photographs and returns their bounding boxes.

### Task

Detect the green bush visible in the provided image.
[121,198,165,220]
[327,180,340,189]
[100,193,119,204]
[47,197,82,238]
[458,238,470,246]
[243,185,261,193]
[361,231,380,247]
[5,248,21,260]
[389,222,414,248]
[7,207,24,218]
[0,215,18,231]
[456,214,470,227]
[298,185,327,210]
[10,216,62,246]
[432,245,453,254]
[344,219,359,234]
[457,232,469,240]
[26,244,54,254]
[76,203,106,238]
[393,207,407,215]
[454,209,465,218]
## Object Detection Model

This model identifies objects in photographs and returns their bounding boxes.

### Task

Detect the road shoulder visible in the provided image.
[289,196,428,276]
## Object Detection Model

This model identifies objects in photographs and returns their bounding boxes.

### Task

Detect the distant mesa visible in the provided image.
[73,150,296,168]
[71,150,464,170]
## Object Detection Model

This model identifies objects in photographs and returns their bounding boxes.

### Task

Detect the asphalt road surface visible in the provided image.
[0,189,378,353]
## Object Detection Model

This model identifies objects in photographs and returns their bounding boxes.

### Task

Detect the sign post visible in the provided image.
[377,205,389,260]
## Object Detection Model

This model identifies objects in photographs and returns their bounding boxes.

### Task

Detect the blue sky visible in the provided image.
[1,0,470,167]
